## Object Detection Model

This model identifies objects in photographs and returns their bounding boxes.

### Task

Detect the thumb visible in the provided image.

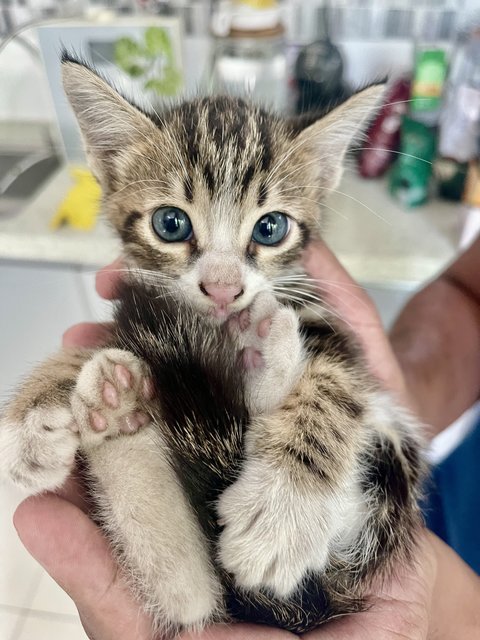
[302,241,409,403]
[14,494,153,640]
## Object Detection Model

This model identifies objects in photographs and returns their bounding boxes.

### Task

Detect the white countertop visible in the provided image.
[0,165,463,287]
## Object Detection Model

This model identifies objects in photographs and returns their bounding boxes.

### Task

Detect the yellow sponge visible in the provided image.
[50,167,101,231]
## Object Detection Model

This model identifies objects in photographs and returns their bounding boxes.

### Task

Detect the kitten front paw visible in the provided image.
[230,292,304,414]
[217,457,330,599]
[71,348,153,448]
[0,405,78,493]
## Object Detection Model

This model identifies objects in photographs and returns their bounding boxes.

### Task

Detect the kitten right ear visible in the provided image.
[61,55,158,187]
[289,85,385,192]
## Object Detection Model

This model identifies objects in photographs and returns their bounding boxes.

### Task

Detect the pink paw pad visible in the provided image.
[120,412,149,434]
[242,347,264,370]
[114,364,132,390]
[238,309,250,331]
[257,317,272,338]
[102,381,119,408]
[90,410,107,432]
[142,378,154,401]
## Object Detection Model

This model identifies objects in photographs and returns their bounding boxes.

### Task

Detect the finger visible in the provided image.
[96,258,124,300]
[302,241,380,329]
[302,241,408,400]
[55,473,91,513]
[14,495,153,640]
[62,322,114,348]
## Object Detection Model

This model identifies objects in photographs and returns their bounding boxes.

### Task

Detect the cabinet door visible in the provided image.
[0,262,92,396]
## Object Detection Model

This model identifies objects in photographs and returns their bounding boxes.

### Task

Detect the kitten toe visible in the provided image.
[114,363,132,389]
[102,381,119,408]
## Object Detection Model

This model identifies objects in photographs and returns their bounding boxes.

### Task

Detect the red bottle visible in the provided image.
[358,78,411,178]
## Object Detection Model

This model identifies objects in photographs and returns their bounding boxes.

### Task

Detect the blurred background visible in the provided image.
[0,1,479,638]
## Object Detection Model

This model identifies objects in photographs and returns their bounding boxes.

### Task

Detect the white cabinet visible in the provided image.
[0,261,111,399]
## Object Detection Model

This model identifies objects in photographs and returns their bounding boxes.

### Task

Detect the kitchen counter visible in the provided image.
[0,164,463,287]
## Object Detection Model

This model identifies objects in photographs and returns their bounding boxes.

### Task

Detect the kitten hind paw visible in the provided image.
[217,456,330,598]
[71,348,152,448]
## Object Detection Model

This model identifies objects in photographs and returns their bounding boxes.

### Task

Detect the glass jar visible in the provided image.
[206,25,289,112]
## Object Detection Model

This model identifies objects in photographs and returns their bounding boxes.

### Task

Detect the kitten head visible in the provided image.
[62,55,382,320]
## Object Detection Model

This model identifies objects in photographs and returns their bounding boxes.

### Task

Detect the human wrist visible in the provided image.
[427,532,480,639]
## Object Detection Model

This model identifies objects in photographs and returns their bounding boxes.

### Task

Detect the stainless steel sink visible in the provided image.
[0,151,61,217]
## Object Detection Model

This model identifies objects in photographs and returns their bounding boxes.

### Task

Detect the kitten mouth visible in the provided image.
[210,305,231,321]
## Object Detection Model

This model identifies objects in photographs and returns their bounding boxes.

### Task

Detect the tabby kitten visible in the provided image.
[0,55,425,635]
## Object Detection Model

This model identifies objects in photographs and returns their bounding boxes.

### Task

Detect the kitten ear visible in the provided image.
[61,56,158,187]
[292,85,385,191]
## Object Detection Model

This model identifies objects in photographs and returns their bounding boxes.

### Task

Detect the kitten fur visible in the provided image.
[0,54,426,636]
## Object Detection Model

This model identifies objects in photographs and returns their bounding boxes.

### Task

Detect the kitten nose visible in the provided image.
[200,283,244,305]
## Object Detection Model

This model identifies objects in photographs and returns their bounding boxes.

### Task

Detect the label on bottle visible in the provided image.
[411,49,447,113]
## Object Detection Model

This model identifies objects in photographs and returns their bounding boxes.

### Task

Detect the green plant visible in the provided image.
[114,27,181,96]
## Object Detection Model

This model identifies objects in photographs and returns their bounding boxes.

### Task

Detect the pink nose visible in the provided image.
[200,283,243,305]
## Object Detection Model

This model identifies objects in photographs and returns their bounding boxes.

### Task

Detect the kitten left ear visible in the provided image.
[291,85,385,191]
[61,55,159,188]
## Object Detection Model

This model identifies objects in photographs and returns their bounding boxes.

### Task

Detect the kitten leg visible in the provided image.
[74,349,223,633]
[0,349,91,493]
[0,347,152,494]
[219,296,369,598]
[85,427,223,635]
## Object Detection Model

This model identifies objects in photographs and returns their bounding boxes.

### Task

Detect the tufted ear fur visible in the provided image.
[291,85,385,192]
[61,54,159,189]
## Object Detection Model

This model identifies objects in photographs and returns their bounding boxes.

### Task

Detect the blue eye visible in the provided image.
[152,206,192,242]
[252,212,289,246]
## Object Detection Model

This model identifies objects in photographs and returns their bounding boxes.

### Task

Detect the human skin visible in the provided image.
[390,235,480,436]
[13,240,480,639]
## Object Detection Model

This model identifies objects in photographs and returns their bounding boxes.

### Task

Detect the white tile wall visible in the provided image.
[0,607,22,638]
[17,612,87,640]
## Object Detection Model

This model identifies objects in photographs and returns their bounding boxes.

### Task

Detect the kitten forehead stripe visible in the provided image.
[120,211,142,244]
[203,163,215,195]
[257,181,268,207]
[240,165,256,200]
[184,176,194,202]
